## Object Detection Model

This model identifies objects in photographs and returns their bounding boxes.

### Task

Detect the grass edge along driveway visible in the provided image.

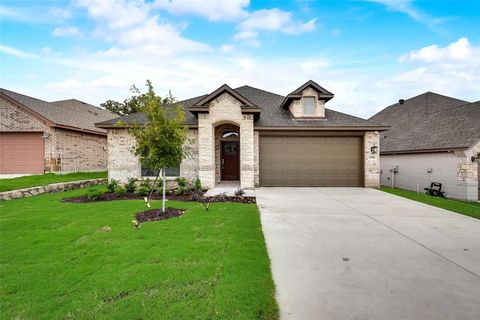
[0,186,278,319]
[0,172,107,192]
[380,186,480,219]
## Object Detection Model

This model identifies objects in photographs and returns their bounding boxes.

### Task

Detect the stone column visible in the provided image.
[198,115,215,189]
[364,131,380,188]
[240,115,255,189]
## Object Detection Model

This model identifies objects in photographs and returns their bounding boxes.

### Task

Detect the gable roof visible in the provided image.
[0,88,116,135]
[369,92,479,153]
[96,82,386,130]
[280,80,334,109]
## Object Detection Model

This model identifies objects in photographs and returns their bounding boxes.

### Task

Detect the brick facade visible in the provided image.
[1,97,108,173]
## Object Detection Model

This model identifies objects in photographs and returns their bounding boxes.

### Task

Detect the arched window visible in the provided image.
[222,130,239,138]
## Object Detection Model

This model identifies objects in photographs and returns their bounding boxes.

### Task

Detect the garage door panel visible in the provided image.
[0,132,44,174]
[260,136,363,187]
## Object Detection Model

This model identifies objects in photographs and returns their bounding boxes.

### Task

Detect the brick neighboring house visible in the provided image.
[0,88,117,174]
[370,92,480,201]
[96,81,388,189]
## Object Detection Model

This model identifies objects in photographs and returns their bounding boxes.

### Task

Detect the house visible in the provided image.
[370,92,480,201]
[0,88,116,174]
[95,81,388,189]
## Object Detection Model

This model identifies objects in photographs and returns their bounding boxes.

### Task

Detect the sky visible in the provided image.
[1,0,479,118]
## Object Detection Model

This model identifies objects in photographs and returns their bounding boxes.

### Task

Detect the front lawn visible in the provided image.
[380,186,480,219]
[0,187,278,319]
[0,171,107,192]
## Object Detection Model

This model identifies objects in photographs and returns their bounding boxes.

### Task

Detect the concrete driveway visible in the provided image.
[256,188,480,320]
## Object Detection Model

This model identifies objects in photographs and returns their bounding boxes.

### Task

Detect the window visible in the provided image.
[303,97,315,116]
[222,130,239,138]
[141,165,180,177]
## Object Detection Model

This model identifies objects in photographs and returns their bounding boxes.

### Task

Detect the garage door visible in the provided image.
[0,132,44,174]
[260,136,363,186]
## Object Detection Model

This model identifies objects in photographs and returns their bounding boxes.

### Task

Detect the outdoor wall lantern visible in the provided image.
[472,152,479,162]
[370,145,378,154]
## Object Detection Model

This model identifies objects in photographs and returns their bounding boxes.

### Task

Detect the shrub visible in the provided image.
[175,177,187,188]
[175,186,188,196]
[135,179,152,196]
[194,177,202,192]
[114,185,126,196]
[87,188,103,201]
[107,179,118,193]
[234,188,245,197]
[125,178,137,193]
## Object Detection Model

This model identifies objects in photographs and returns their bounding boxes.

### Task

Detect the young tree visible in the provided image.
[129,80,190,212]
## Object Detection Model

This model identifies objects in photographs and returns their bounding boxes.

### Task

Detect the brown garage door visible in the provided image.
[259,136,363,186]
[0,132,44,174]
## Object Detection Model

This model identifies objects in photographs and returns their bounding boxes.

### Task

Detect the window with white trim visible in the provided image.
[141,166,180,177]
[303,97,315,116]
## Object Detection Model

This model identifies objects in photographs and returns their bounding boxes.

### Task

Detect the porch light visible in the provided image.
[472,152,479,163]
[370,145,378,154]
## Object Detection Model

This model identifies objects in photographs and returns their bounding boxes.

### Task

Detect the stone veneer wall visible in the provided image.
[107,128,141,182]
[107,128,199,184]
[254,131,260,187]
[198,92,255,189]
[364,131,380,188]
[288,87,326,118]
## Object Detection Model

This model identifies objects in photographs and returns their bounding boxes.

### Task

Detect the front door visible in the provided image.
[221,141,240,180]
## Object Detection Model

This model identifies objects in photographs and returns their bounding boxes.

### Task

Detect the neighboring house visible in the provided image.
[0,88,116,174]
[96,80,388,189]
[370,92,480,201]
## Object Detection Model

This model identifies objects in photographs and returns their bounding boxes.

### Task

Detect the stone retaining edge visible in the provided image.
[0,178,107,201]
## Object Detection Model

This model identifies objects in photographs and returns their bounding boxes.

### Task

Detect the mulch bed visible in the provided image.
[136,208,185,223]
[63,192,256,204]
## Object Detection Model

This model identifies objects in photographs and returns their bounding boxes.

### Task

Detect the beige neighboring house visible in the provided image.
[370,92,480,201]
[96,80,388,189]
[0,88,117,174]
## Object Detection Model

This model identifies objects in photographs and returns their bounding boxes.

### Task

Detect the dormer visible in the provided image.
[280,80,334,118]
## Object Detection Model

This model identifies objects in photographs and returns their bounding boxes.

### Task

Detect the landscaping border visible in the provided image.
[0,179,107,201]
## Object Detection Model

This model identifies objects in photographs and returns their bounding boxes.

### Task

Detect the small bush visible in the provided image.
[114,185,126,196]
[175,177,187,188]
[194,177,202,192]
[135,179,152,196]
[234,188,245,197]
[175,186,188,196]
[87,189,103,201]
[125,178,137,193]
[106,179,118,193]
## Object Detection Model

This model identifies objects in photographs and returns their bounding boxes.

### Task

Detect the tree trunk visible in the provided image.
[162,167,166,213]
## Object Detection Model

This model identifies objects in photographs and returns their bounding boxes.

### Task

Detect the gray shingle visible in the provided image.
[369,92,479,152]
[97,83,384,129]
[1,88,116,134]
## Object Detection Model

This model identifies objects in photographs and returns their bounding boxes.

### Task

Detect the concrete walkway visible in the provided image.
[256,187,480,320]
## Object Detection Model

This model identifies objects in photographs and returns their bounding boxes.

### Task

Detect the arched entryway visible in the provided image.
[214,123,240,185]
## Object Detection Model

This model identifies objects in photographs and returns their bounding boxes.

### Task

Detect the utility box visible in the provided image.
[390,165,399,173]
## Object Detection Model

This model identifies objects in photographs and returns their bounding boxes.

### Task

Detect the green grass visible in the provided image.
[0,186,278,319]
[0,172,107,192]
[380,186,480,219]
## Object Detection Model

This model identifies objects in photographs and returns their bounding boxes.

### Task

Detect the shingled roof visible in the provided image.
[96,83,386,130]
[369,92,479,153]
[0,88,116,135]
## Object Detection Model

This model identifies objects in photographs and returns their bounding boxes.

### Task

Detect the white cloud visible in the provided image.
[0,45,37,58]
[375,37,480,104]
[74,0,150,30]
[153,0,249,21]
[235,8,316,41]
[399,37,480,63]
[365,0,445,32]
[53,26,81,37]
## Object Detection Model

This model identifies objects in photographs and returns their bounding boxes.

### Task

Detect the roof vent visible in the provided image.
[399,99,405,104]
